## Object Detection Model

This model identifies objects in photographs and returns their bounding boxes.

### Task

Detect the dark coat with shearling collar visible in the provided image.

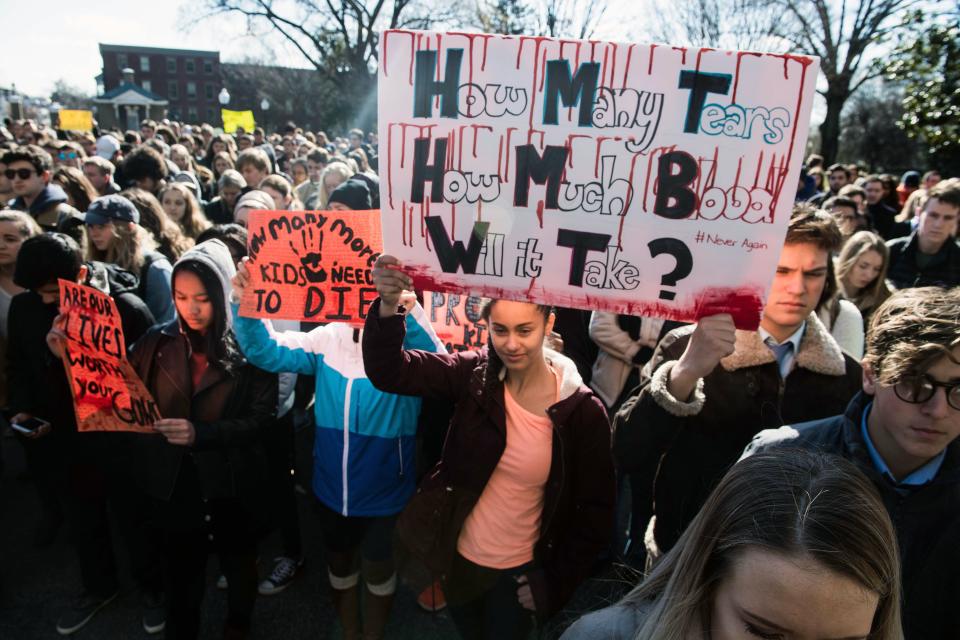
[614,313,862,553]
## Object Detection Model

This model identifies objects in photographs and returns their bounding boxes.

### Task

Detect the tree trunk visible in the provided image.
[818,88,847,165]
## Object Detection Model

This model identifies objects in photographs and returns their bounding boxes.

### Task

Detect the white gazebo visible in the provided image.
[93,68,168,130]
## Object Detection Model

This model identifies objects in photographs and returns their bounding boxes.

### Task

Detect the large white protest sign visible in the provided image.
[377,31,819,328]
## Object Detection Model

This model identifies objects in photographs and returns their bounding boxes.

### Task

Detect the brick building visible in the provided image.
[97,44,224,124]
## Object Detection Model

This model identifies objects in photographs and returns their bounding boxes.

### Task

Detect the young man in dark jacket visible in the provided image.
[7,233,161,636]
[3,145,82,232]
[615,207,862,556]
[886,177,960,290]
[743,286,960,639]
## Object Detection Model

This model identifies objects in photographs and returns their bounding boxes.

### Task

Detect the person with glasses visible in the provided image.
[744,285,960,639]
[823,194,868,241]
[55,142,86,170]
[2,145,82,233]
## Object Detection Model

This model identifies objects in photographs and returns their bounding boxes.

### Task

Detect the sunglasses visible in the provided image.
[58,151,79,160]
[4,168,36,180]
[894,374,960,411]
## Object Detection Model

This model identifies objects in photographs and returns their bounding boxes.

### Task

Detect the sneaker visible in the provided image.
[258,556,304,595]
[56,590,119,635]
[142,590,165,634]
[216,574,228,590]
[416,580,446,612]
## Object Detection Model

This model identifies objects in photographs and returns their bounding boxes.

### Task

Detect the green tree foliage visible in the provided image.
[884,11,960,175]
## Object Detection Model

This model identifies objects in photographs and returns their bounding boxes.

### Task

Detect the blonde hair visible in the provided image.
[0,210,42,238]
[86,218,157,274]
[618,450,903,640]
[159,182,211,240]
[836,231,891,320]
[319,161,353,209]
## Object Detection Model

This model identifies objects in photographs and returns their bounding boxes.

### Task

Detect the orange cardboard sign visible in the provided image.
[240,209,383,325]
[426,291,488,352]
[59,280,159,433]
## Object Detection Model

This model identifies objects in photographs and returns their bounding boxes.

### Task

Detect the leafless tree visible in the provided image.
[189,0,466,127]
[536,0,610,39]
[648,0,786,51]
[641,0,933,164]
[776,0,926,163]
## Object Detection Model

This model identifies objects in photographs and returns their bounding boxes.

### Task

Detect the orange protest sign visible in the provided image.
[425,291,488,352]
[240,210,383,325]
[59,279,159,433]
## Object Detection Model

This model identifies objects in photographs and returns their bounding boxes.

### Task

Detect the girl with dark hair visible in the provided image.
[561,449,903,640]
[203,135,237,170]
[52,166,99,212]
[127,239,277,640]
[364,255,615,639]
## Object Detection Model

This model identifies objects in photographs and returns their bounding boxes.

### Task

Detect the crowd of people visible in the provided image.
[0,114,957,640]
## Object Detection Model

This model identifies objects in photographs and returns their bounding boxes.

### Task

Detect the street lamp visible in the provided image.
[218,88,230,106]
[260,98,270,111]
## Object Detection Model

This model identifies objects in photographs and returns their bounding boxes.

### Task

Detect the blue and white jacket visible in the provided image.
[232,303,444,517]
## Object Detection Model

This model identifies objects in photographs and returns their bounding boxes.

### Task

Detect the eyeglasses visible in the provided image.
[894,374,960,410]
[4,168,35,180]
[58,151,79,160]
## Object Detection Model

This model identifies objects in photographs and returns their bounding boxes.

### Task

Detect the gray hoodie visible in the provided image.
[174,239,236,328]
[176,239,296,414]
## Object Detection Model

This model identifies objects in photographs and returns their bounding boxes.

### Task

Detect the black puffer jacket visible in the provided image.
[744,391,960,640]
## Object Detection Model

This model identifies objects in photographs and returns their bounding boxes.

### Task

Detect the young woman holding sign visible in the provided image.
[126,239,278,640]
[363,255,616,639]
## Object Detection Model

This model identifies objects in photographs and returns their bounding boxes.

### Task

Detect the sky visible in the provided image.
[0,0,309,97]
[0,0,824,124]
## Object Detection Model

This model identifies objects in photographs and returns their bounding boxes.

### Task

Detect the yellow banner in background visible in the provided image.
[221,109,256,134]
[58,109,94,132]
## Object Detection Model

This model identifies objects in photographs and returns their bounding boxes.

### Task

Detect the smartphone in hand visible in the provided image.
[10,417,50,435]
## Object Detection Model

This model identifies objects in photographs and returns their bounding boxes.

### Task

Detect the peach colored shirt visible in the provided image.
[457,373,557,569]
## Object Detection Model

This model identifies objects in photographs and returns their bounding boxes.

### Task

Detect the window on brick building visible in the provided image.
[186,59,196,73]
[167,57,176,73]
[140,55,150,72]
[186,82,197,98]
[168,81,179,99]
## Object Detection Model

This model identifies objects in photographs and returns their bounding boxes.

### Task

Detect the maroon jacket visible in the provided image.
[363,300,616,617]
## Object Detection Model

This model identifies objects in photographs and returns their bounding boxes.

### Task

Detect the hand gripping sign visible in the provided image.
[58,279,158,433]
[377,31,819,329]
[239,209,384,325]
